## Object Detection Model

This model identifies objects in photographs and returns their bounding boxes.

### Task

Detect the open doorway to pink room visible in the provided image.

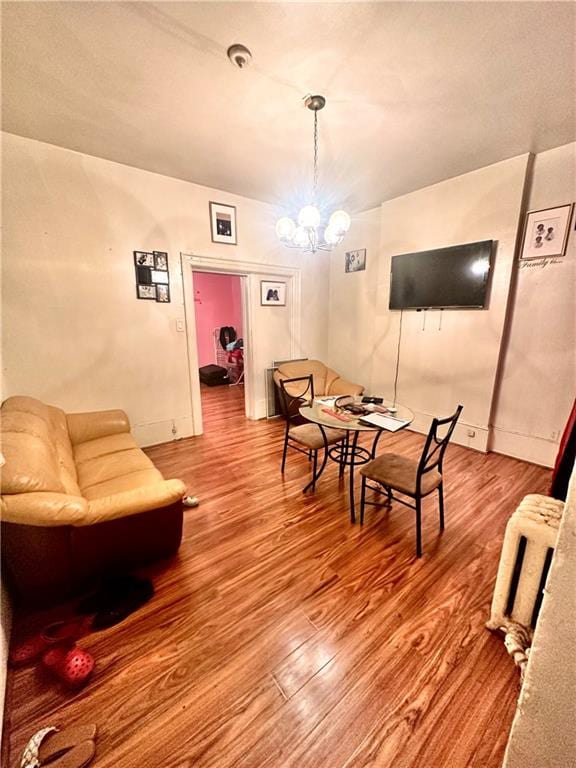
[192,271,245,431]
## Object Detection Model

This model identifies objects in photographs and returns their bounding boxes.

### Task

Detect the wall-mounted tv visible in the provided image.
[389,240,494,310]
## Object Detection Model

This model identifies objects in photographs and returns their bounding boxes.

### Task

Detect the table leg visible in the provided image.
[349,431,360,523]
[370,429,383,459]
[339,431,349,478]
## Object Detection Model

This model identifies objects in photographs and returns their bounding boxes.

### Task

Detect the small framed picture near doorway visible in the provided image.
[519,203,574,260]
[209,202,237,245]
[261,280,286,306]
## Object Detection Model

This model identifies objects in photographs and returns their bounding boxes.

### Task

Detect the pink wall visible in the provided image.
[193,272,243,368]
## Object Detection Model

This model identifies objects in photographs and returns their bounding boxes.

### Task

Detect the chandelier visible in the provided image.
[276,95,351,253]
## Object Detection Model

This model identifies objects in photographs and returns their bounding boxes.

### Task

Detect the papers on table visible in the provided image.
[358,412,409,432]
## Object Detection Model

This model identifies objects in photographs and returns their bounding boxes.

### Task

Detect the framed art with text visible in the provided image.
[519,204,574,260]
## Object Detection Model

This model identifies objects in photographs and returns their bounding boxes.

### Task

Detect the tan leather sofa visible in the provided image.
[273,359,364,398]
[1,396,185,605]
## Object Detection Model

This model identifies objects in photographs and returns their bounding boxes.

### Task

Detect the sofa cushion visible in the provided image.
[74,433,139,465]
[1,410,53,442]
[2,395,55,422]
[1,396,80,495]
[1,431,65,494]
[77,449,157,493]
[82,469,164,501]
[48,406,81,496]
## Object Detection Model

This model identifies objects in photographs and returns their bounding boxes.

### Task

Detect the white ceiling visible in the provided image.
[2,2,575,213]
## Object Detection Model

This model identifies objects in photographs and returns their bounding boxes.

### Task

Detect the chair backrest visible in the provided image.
[278,375,315,425]
[417,405,463,484]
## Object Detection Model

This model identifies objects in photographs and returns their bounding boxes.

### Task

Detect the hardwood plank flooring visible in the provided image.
[4,383,552,767]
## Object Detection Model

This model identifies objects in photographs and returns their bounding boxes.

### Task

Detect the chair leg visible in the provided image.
[386,486,392,506]
[308,449,312,462]
[415,497,422,558]
[360,476,366,525]
[438,482,445,531]
[281,435,288,474]
[312,450,318,491]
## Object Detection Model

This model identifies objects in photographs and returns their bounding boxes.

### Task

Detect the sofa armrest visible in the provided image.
[66,409,131,445]
[84,479,186,525]
[328,377,365,397]
[1,492,89,527]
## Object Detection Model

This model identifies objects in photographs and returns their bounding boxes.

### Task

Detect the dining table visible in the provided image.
[299,398,414,522]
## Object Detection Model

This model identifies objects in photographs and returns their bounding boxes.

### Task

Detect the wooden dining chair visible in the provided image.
[359,405,463,557]
[278,375,345,491]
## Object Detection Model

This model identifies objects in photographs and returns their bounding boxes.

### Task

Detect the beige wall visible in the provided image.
[491,143,576,466]
[328,155,531,453]
[327,207,382,391]
[1,133,329,444]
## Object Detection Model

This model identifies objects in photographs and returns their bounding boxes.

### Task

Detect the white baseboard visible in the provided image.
[407,410,490,452]
[490,428,557,468]
[132,415,194,448]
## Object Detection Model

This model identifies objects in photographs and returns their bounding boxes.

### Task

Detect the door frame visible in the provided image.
[181,252,301,435]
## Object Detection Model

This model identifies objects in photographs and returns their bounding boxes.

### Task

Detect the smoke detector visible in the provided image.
[227,44,252,69]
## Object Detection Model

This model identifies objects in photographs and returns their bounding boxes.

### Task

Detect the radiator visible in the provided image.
[487,494,564,633]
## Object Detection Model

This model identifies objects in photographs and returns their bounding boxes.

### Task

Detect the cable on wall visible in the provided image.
[392,309,403,406]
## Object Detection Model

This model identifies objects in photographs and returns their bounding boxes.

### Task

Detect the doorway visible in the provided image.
[192,271,246,432]
[182,252,302,436]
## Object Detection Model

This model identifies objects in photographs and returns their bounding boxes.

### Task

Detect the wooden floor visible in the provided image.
[5,384,552,768]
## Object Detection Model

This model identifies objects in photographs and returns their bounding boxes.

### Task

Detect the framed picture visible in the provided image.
[156,284,170,303]
[210,202,237,245]
[151,270,169,284]
[134,251,154,267]
[261,281,286,306]
[345,249,366,273]
[519,204,574,260]
[135,248,170,300]
[136,265,152,285]
[154,251,168,270]
[137,284,156,300]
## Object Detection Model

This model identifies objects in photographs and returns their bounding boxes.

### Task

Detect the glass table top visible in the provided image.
[299,397,414,432]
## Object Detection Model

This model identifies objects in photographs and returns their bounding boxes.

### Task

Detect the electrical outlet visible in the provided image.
[171,420,177,437]
[467,429,476,438]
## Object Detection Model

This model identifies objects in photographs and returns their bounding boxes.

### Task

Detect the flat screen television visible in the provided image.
[389,240,494,310]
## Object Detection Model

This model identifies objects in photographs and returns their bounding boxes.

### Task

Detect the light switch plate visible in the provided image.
[176,319,185,332]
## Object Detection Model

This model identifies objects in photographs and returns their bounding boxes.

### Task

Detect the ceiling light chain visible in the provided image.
[313,106,319,205]
[276,95,351,254]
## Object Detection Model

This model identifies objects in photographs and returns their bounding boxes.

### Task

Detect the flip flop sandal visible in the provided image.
[38,725,97,764]
[42,741,95,768]
[21,725,96,768]
[41,645,95,688]
[10,619,90,668]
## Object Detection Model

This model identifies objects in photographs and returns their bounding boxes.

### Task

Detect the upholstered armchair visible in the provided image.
[273,359,364,399]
